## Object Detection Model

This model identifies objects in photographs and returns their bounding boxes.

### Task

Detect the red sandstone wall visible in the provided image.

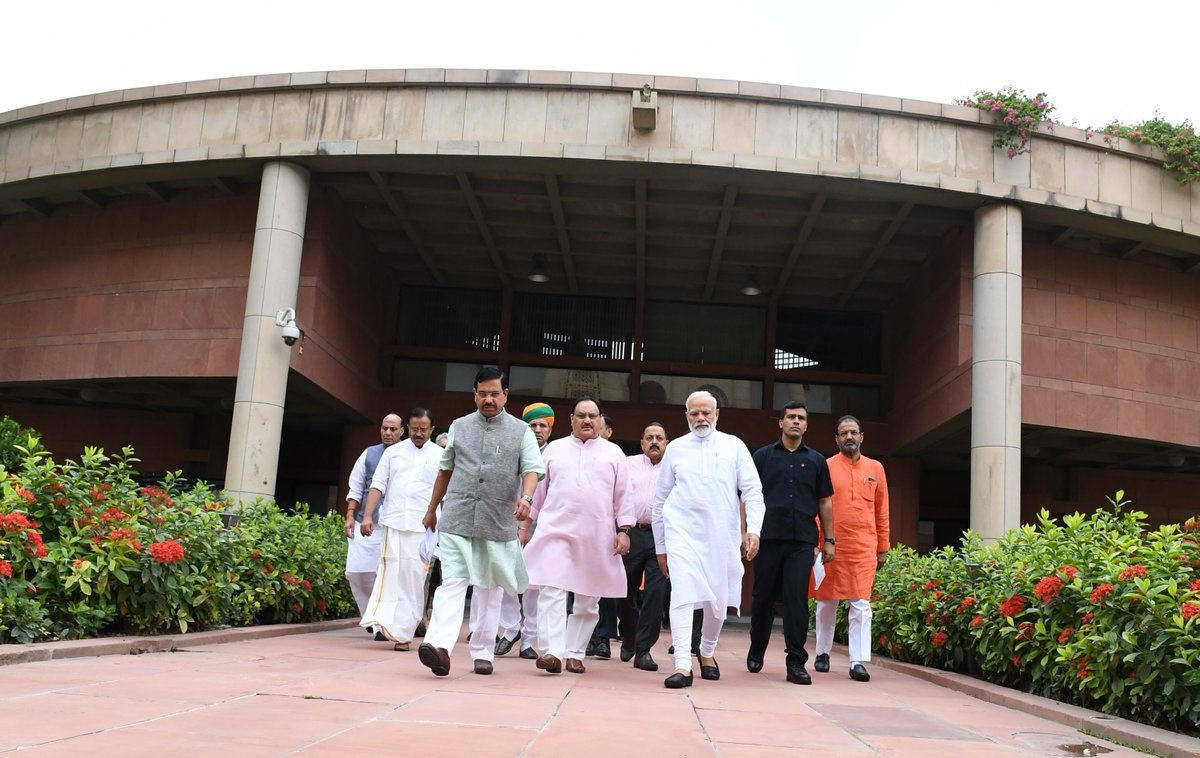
[0,190,254,383]
[1022,235,1200,448]
[887,229,973,448]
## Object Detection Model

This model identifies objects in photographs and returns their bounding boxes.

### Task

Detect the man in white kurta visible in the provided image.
[653,390,764,689]
[358,409,442,650]
[522,398,634,674]
[343,414,402,633]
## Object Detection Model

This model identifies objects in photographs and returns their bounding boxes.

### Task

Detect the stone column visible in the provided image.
[224,162,310,504]
[970,204,1022,541]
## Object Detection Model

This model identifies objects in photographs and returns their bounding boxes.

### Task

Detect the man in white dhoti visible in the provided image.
[417,367,544,677]
[522,397,634,674]
[653,391,764,689]
[358,408,442,651]
[343,413,402,639]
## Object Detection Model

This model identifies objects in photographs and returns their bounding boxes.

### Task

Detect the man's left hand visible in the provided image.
[741,533,760,561]
[513,498,531,521]
[876,551,887,569]
[821,542,835,563]
[613,531,630,556]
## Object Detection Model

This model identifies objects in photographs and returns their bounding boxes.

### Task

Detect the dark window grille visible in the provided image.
[510,293,634,360]
[643,301,765,364]
[775,308,882,374]
[396,288,501,351]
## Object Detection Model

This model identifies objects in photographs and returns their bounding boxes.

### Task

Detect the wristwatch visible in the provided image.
[520,494,533,504]
[824,537,837,545]
[617,526,632,535]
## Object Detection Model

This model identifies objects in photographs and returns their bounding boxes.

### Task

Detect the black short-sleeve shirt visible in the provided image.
[751,439,834,544]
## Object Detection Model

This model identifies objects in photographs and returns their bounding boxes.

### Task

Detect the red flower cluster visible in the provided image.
[1,512,48,558]
[104,528,143,551]
[139,485,176,508]
[998,594,1027,617]
[15,486,35,504]
[1090,583,1115,603]
[99,507,126,523]
[148,539,185,565]
[1081,611,1095,625]
[1034,575,1064,602]
[1058,565,1079,579]
[957,596,976,613]
[0,558,12,578]
[1190,578,1200,592]
[970,615,984,628]
[1017,621,1034,641]
[1057,627,1075,644]
[1182,602,1200,621]
[1076,658,1091,680]
[301,579,312,591]
[316,600,327,613]
[282,573,299,587]
[1011,655,1021,668]
[923,580,940,591]
[1118,565,1147,581]
[931,631,949,648]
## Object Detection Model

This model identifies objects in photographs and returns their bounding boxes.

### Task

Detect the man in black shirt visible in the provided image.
[748,401,835,684]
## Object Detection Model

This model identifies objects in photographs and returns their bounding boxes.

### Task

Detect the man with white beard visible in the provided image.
[652,390,764,689]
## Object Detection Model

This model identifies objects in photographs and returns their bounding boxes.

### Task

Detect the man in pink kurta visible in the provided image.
[522,397,634,674]
[813,415,889,682]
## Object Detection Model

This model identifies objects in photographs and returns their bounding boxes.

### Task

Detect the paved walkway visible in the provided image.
[0,621,1195,757]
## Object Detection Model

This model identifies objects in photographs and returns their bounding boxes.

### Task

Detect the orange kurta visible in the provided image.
[814,453,889,600]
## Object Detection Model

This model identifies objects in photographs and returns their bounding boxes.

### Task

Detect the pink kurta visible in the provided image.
[523,435,634,598]
[625,453,661,525]
[814,452,889,600]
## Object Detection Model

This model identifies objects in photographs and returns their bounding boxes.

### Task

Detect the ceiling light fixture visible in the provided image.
[740,269,763,296]
[528,254,550,283]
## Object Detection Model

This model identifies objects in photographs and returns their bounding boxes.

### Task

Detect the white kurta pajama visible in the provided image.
[345,444,387,616]
[359,438,443,643]
[524,435,634,663]
[652,429,765,671]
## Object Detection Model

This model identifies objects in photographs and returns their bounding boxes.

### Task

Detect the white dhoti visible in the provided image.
[360,527,426,643]
[345,528,383,616]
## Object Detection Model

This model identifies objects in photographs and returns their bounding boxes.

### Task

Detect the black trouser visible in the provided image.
[749,539,815,669]
[615,527,667,654]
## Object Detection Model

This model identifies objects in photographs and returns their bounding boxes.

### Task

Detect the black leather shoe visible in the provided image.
[786,666,812,685]
[594,640,611,659]
[519,646,538,660]
[633,652,659,671]
[699,656,720,681]
[473,659,493,675]
[849,663,871,682]
[585,640,597,657]
[373,631,387,642]
[746,652,764,673]
[620,645,634,662]
[418,643,451,677]
[664,671,693,689]
[814,653,830,673]
[495,633,519,656]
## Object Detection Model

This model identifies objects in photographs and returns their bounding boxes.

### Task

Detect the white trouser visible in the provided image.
[359,528,425,642]
[498,589,540,648]
[669,602,721,673]
[345,572,376,617]
[425,578,505,663]
[537,587,597,661]
[815,598,873,664]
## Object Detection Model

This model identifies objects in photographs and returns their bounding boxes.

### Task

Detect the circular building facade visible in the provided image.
[1,69,1197,546]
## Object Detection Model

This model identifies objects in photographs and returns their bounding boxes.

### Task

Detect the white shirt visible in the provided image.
[369,438,443,532]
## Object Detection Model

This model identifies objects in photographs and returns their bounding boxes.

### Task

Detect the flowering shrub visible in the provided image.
[1,445,354,643]
[1096,117,1200,185]
[870,492,1199,732]
[958,87,1055,158]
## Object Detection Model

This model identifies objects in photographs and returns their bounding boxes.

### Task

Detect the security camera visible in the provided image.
[281,322,301,346]
[275,307,304,352]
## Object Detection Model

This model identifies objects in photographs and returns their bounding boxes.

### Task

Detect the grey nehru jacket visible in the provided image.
[438,409,544,542]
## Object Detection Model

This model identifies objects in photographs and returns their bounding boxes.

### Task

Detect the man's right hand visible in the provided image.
[359,517,374,537]
[343,519,355,539]
[422,508,438,530]
[656,554,669,579]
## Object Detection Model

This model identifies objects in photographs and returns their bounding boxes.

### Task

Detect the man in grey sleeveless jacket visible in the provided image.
[418,367,545,676]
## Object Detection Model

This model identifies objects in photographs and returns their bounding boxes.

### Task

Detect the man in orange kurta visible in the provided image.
[813,415,889,682]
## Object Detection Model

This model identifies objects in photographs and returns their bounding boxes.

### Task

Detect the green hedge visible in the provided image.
[1,445,354,643]
[865,493,1199,731]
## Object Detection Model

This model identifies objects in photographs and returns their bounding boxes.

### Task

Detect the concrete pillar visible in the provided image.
[970,204,1022,541]
[224,162,310,504]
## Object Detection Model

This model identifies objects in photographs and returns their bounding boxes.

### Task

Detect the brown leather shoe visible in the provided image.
[565,658,586,674]
[473,659,493,675]
[418,643,451,676]
[393,641,410,652]
[536,654,562,674]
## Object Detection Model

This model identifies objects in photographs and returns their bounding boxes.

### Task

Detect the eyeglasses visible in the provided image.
[474,390,504,399]
[574,412,600,420]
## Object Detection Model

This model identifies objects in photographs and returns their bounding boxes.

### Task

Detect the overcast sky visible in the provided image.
[3,1,1194,130]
